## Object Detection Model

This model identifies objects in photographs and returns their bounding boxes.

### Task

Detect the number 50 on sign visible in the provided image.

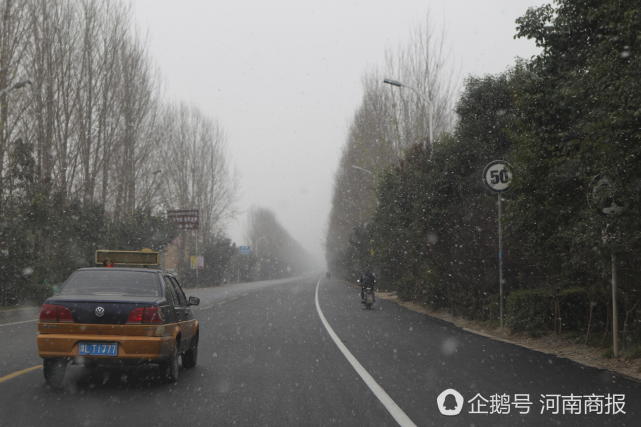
[483,160,513,192]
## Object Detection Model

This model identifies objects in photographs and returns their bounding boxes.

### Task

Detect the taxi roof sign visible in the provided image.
[96,249,159,267]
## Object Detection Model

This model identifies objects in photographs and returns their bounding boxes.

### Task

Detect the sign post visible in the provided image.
[589,175,625,357]
[482,160,513,328]
[167,209,200,284]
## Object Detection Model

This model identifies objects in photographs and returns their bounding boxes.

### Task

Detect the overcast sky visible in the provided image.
[128,0,545,265]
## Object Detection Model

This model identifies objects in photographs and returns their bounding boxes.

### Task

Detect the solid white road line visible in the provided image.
[0,318,37,327]
[314,279,417,427]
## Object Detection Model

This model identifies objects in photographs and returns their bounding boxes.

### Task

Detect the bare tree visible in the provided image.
[0,0,30,203]
[157,102,236,239]
[326,13,457,275]
[246,206,311,279]
[383,14,457,154]
[95,1,127,208]
[114,30,154,216]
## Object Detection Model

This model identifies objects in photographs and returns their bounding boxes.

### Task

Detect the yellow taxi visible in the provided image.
[37,250,200,388]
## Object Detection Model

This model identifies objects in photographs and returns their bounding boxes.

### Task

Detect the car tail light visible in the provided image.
[127,306,163,324]
[39,304,74,323]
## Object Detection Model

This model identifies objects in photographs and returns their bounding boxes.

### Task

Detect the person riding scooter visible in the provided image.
[359,270,376,303]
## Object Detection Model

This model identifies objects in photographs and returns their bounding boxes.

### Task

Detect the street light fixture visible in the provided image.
[383,77,433,150]
[382,78,402,87]
[351,165,374,176]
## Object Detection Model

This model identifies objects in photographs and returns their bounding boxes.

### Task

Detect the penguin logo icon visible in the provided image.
[437,388,464,416]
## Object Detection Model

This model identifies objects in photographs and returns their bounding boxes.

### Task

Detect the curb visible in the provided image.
[0,307,39,322]
[373,289,641,385]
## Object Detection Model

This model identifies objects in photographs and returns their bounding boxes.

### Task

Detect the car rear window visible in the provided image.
[60,270,161,297]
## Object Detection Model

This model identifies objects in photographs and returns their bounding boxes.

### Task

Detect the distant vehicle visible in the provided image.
[37,250,200,388]
[325,271,331,279]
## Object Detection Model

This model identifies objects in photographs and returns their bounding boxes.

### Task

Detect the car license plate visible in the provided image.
[78,342,118,356]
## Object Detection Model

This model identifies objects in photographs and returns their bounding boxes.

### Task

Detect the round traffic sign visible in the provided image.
[588,175,626,216]
[483,160,513,192]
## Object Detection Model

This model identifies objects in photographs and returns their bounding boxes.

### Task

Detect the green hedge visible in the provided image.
[506,289,554,334]
[558,287,589,331]
[505,287,591,335]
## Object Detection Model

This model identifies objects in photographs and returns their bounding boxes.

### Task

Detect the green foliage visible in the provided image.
[327,0,641,343]
[0,189,178,305]
[506,289,553,335]
[102,209,177,252]
[623,344,641,360]
[505,0,641,337]
[367,72,517,319]
[510,0,641,279]
[179,236,237,287]
[558,287,590,331]
[325,79,403,280]
[505,286,591,335]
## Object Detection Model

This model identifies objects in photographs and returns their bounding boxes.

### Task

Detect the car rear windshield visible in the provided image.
[60,270,161,297]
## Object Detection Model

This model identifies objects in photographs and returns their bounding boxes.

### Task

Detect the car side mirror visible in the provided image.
[188,296,200,306]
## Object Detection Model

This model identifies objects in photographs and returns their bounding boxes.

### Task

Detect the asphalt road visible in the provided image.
[0,275,639,426]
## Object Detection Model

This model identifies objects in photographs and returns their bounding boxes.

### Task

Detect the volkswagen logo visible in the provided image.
[94,306,105,317]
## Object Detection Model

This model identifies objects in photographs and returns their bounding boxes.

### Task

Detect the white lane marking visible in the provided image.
[0,319,37,327]
[314,279,417,427]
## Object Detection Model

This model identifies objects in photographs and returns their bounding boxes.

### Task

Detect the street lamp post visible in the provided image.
[383,78,433,150]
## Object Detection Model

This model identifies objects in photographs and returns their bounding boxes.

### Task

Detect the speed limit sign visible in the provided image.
[483,160,513,192]
[482,159,513,328]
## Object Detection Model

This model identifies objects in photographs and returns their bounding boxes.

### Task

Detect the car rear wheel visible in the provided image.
[182,332,198,369]
[43,358,67,389]
[160,343,179,383]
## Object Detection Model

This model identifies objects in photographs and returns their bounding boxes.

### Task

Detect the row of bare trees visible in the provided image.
[0,0,234,230]
[0,0,235,303]
[326,16,456,277]
[244,206,313,280]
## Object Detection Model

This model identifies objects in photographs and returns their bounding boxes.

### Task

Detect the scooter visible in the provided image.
[363,286,375,310]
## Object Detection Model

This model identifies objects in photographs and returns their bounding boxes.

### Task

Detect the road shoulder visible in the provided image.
[376,291,641,383]
[0,306,39,324]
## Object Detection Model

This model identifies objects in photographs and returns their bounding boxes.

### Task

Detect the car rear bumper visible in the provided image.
[37,323,177,360]
[38,333,175,360]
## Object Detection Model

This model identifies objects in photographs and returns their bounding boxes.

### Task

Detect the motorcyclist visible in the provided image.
[359,269,376,303]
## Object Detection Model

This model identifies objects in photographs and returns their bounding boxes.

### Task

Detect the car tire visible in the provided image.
[160,343,180,383]
[43,358,67,389]
[182,332,198,369]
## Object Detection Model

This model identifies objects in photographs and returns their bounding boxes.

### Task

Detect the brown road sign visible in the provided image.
[167,209,199,230]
